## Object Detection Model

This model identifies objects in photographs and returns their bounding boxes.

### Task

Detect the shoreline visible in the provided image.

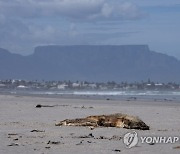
[1,90,180,104]
[0,94,180,154]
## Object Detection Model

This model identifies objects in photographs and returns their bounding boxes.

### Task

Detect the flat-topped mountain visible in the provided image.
[0,45,180,82]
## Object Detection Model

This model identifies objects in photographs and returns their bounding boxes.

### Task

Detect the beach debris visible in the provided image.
[149,142,155,145]
[72,134,121,141]
[45,146,51,149]
[88,133,94,138]
[80,133,94,138]
[76,140,84,145]
[13,138,19,141]
[157,129,168,131]
[8,143,19,146]
[8,133,19,139]
[109,135,122,141]
[55,113,149,130]
[76,140,96,145]
[95,135,121,140]
[112,149,121,152]
[81,106,86,109]
[73,133,94,139]
[96,136,108,140]
[47,140,62,145]
[73,106,94,109]
[8,133,18,136]
[30,129,45,133]
[36,104,70,108]
[126,97,137,101]
[35,104,57,108]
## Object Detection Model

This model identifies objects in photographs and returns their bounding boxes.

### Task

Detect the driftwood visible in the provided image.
[35,104,70,108]
[55,113,149,130]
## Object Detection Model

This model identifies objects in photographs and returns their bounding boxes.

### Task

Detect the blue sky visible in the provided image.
[0,0,180,59]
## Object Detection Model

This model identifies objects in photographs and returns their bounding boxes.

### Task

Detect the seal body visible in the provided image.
[55,113,149,130]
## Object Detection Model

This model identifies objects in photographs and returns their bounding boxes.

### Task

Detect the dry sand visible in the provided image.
[0,94,180,154]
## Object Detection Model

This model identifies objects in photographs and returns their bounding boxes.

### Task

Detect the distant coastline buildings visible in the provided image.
[0,79,179,91]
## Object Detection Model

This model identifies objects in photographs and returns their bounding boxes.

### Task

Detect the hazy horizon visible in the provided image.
[0,0,180,59]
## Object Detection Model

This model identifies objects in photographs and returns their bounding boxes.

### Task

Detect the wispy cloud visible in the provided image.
[0,0,144,21]
[0,0,179,59]
[0,0,145,54]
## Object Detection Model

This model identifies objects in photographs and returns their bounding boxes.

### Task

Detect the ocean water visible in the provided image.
[3,88,180,102]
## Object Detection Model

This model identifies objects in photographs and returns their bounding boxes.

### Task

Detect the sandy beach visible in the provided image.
[0,94,180,154]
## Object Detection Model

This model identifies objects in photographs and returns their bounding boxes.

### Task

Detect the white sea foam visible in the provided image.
[28,90,180,96]
[5,89,180,101]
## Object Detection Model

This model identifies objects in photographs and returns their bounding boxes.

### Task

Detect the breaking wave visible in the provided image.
[14,89,180,96]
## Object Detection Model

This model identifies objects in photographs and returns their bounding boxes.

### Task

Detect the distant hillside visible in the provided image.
[0,45,180,82]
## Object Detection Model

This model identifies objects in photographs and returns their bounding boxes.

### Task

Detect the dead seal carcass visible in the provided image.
[55,113,149,130]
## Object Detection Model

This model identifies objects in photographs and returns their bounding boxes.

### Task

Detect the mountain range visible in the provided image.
[0,45,180,82]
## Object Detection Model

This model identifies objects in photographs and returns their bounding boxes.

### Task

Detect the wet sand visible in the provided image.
[0,94,180,154]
